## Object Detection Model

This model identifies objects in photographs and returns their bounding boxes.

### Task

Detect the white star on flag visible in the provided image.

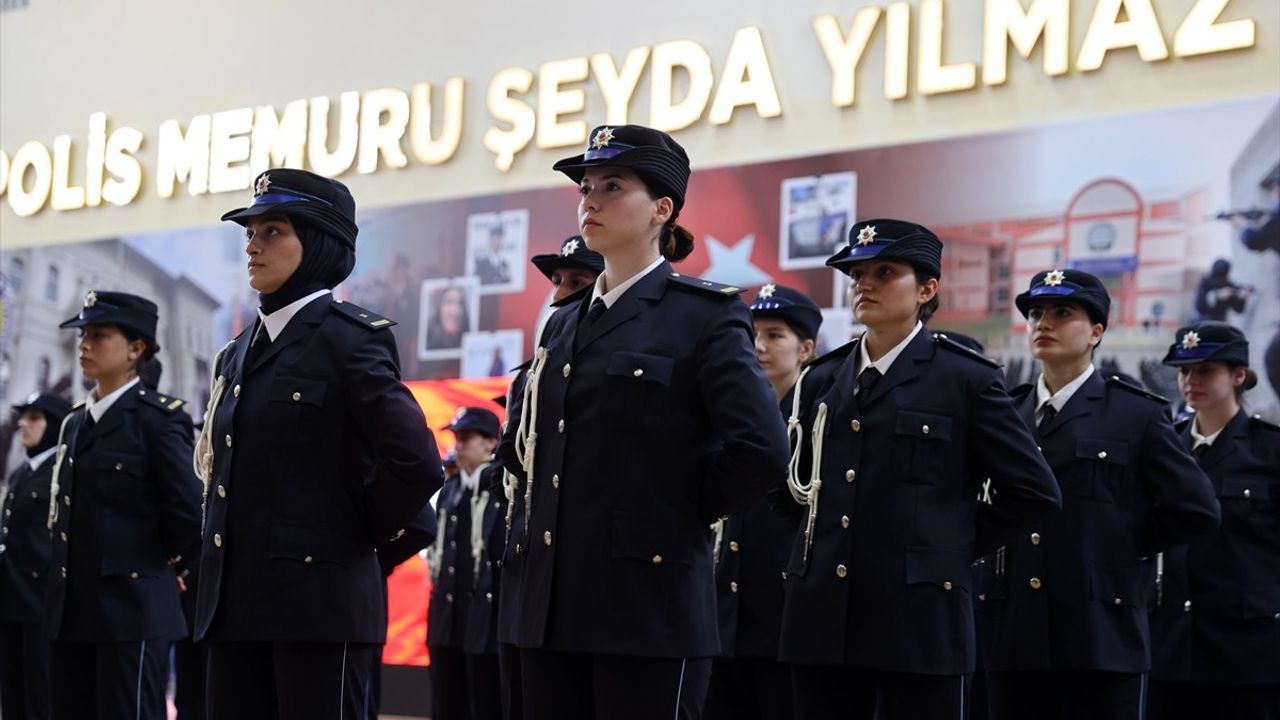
[856,226,877,246]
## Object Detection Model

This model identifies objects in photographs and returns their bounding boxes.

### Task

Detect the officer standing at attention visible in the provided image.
[778,219,1062,720]
[1148,321,1280,720]
[196,169,444,719]
[427,406,504,720]
[704,284,818,720]
[499,124,790,719]
[45,291,204,720]
[532,235,605,303]
[0,392,71,720]
[978,269,1220,720]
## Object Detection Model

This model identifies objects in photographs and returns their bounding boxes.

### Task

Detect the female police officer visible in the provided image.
[1148,321,1280,720]
[46,291,204,720]
[0,392,71,720]
[499,124,790,719]
[778,219,1062,720]
[979,269,1220,720]
[705,284,819,720]
[196,168,444,719]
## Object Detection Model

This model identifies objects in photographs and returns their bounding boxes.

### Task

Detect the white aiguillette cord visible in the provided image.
[192,340,235,533]
[513,346,548,547]
[784,366,826,565]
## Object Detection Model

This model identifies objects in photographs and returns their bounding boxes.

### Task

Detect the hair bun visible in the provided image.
[662,223,695,263]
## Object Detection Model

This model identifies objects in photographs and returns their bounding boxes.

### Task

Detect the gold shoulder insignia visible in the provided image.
[1106,375,1168,404]
[668,273,745,298]
[138,390,186,412]
[331,300,398,330]
[933,333,1000,368]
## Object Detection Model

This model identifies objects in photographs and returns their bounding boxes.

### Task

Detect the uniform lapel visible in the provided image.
[1014,387,1038,437]
[819,341,863,420]
[575,261,670,355]
[1196,410,1248,473]
[248,296,331,374]
[79,384,140,450]
[1039,370,1104,438]
[859,330,934,412]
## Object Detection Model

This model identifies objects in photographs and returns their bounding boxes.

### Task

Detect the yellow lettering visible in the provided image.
[591,48,649,125]
[983,0,1069,85]
[813,9,882,108]
[709,27,782,125]
[409,78,465,166]
[1175,0,1255,57]
[307,92,361,177]
[357,88,410,174]
[85,112,107,207]
[919,0,977,95]
[650,39,714,132]
[156,115,211,198]
[484,67,536,172]
[537,57,591,149]
[209,108,254,193]
[7,141,52,217]
[1077,0,1169,72]
[250,100,308,176]
[102,126,143,207]
[885,2,912,100]
[51,136,86,211]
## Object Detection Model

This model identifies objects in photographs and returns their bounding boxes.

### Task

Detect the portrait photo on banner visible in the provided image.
[464,209,529,295]
[418,276,479,360]
[460,329,524,380]
[778,171,857,270]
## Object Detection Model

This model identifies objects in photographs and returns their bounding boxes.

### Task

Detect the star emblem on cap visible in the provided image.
[1044,269,1066,287]
[255,174,271,196]
[84,291,98,308]
[562,239,580,256]
[26,392,40,404]
[1181,331,1201,350]
[453,407,467,423]
[759,283,776,299]
[856,225,877,246]
[591,127,615,149]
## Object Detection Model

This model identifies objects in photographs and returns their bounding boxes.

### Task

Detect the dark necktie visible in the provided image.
[1191,442,1209,460]
[1037,401,1057,433]
[576,299,607,350]
[855,366,881,397]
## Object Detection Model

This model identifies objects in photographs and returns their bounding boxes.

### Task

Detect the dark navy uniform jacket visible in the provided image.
[1151,411,1280,685]
[427,475,474,651]
[0,452,57,624]
[778,333,1061,674]
[464,464,508,656]
[715,497,798,660]
[978,373,1220,674]
[46,386,203,641]
[499,262,790,658]
[195,297,443,643]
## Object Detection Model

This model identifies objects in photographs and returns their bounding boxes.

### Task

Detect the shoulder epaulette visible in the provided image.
[933,332,1000,368]
[137,388,186,412]
[331,300,396,330]
[1250,413,1280,431]
[806,339,859,370]
[71,401,86,411]
[667,272,744,298]
[551,285,592,308]
[1106,375,1167,404]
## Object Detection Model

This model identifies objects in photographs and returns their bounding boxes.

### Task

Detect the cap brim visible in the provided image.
[58,315,91,329]
[531,253,602,279]
[221,202,292,224]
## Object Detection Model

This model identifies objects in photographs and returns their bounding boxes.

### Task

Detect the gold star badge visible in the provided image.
[562,239,580,256]
[255,174,271,196]
[759,283,776,299]
[1181,331,1201,350]
[84,291,98,308]
[1044,269,1066,286]
[591,127,615,149]
[856,225,877,246]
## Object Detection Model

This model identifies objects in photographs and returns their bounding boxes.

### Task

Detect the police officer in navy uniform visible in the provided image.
[46,291,204,720]
[778,219,1062,720]
[0,392,71,720]
[978,269,1221,720]
[197,169,444,719]
[531,235,606,302]
[705,284,817,720]
[1148,322,1280,719]
[427,406,504,720]
[499,124,790,719]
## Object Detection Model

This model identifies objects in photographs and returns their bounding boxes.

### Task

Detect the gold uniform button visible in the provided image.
[213,534,223,548]
[1037,445,1042,452]
[225,435,233,448]
[552,474,560,489]
[836,564,848,578]
[446,593,454,603]
[543,531,553,546]
[304,556,314,564]
[633,368,644,377]
[1113,597,1123,606]
[486,592,494,602]
[652,555,663,565]
[1030,532,1041,545]
[114,462,123,471]
[1183,600,1192,612]
[292,391,302,402]
[850,419,862,433]
[558,419,565,433]
[729,541,740,553]
[841,515,850,528]
[1029,577,1042,590]
[845,469,856,483]
[1244,489,1252,498]
[562,363,571,378]
[1097,451,1108,459]
[233,384,241,398]
[943,581,953,591]
[730,581,739,593]
[130,572,139,579]
[217,485,227,499]
[922,424,930,434]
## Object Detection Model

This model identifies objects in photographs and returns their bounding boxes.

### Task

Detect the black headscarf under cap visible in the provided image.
[258,218,356,314]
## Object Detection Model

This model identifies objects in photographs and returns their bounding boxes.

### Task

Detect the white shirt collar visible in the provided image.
[1189,416,1224,450]
[257,289,331,342]
[86,376,141,423]
[459,461,490,492]
[1035,364,1096,418]
[590,256,665,309]
[27,446,58,471]
[858,321,924,377]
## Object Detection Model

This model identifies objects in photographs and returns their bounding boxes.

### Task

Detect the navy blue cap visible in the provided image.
[222,169,359,250]
[553,125,691,211]
[444,406,501,438]
[825,218,943,279]
[1162,321,1249,367]
[11,391,73,424]
[1015,268,1111,328]
[531,235,605,280]
[750,284,822,340]
[59,290,159,346]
